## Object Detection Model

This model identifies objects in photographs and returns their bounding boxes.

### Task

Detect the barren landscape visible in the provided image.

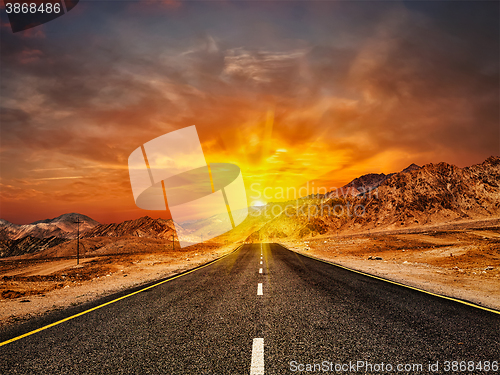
[1,157,499,328]
[284,218,500,311]
[0,242,237,327]
[1,218,498,329]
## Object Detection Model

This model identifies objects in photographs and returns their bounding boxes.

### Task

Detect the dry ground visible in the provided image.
[1,220,499,328]
[0,241,237,327]
[283,222,500,311]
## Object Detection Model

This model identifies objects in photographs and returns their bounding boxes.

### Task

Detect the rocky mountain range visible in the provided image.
[329,163,421,197]
[0,213,100,258]
[353,156,500,228]
[1,156,498,256]
[243,156,500,241]
[82,216,179,239]
[0,213,99,240]
[0,215,181,258]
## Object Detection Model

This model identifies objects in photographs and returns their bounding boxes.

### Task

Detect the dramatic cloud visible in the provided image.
[0,1,498,223]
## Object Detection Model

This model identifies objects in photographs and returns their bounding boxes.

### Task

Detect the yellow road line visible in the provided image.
[0,245,243,347]
[280,244,500,315]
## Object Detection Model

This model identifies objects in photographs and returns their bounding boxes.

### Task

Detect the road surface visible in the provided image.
[1,243,499,374]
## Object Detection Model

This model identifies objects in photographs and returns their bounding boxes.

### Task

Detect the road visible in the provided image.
[1,243,499,374]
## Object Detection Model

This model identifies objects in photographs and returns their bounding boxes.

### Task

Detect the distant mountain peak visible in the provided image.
[31,213,99,226]
[483,156,499,165]
[0,213,100,241]
[400,163,420,174]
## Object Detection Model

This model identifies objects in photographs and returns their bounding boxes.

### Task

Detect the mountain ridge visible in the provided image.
[1,156,498,256]
[323,163,421,198]
[0,213,99,240]
[243,156,499,241]
[82,216,180,239]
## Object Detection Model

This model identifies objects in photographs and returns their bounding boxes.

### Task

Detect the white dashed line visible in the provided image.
[259,268,262,274]
[260,261,263,265]
[250,338,264,375]
[257,283,263,295]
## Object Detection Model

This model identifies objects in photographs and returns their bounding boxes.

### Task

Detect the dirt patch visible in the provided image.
[395,233,459,245]
[468,230,500,239]
[2,257,99,277]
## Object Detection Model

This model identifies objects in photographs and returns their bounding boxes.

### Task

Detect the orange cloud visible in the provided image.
[1,1,497,224]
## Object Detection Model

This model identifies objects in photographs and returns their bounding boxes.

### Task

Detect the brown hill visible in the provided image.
[0,216,179,258]
[82,216,179,239]
[0,236,68,258]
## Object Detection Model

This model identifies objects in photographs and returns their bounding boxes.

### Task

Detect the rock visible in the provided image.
[485,266,494,271]
[374,256,383,260]
[368,256,373,260]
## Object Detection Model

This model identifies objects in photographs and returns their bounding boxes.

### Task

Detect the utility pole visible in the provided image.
[75,218,81,265]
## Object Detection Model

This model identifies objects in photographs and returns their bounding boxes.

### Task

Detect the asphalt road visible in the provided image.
[1,243,499,374]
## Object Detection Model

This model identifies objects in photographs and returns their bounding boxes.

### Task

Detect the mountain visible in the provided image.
[301,163,422,199]
[32,212,99,227]
[82,216,179,239]
[0,215,180,258]
[401,163,421,174]
[333,172,393,197]
[243,157,499,240]
[0,213,99,258]
[1,157,497,255]
[354,156,500,228]
[327,163,421,198]
[0,213,99,240]
[0,236,67,258]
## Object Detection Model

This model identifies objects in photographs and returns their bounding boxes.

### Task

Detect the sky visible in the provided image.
[0,0,499,224]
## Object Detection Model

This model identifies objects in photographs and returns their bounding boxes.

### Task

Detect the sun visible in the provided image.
[251,200,266,207]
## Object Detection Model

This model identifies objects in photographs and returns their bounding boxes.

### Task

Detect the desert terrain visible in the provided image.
[1,157,499,328]
[0,241,237,327]
[284,218,500,311]
[1,218,498,330]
